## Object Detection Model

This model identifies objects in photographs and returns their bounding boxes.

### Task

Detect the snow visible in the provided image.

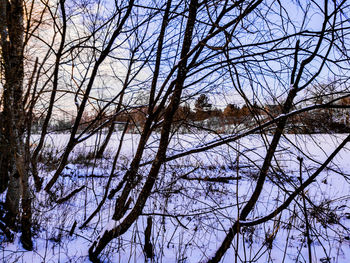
[1,133,350,262]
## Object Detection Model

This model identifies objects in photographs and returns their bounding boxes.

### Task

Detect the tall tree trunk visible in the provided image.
[0,113,11,193]
[0,0,33,250]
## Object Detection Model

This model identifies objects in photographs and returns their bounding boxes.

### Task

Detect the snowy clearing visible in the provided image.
[1,133,350,262]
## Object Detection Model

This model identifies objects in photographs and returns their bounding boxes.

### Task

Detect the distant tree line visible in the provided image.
[34,94,350,134]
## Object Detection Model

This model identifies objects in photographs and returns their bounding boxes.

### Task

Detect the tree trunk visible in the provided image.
[89,0,198,259]
[95,118,115,159]
[0,116,11,193]
[0,0,33,250]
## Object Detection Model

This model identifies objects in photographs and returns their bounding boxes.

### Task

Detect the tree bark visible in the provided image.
[0,0,33,250]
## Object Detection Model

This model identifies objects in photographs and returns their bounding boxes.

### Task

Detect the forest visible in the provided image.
[1,0,350,262]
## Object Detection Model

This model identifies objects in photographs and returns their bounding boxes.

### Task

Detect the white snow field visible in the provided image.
[1,133,350,262]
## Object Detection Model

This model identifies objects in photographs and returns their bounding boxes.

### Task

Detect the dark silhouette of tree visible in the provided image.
[2,0,350,262]
[0,0,33,250]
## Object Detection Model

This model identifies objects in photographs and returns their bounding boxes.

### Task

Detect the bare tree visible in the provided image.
[0,0,33,250]
[2,0,350,262]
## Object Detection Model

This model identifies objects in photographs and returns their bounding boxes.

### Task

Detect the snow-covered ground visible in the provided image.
[1,133,350,262]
